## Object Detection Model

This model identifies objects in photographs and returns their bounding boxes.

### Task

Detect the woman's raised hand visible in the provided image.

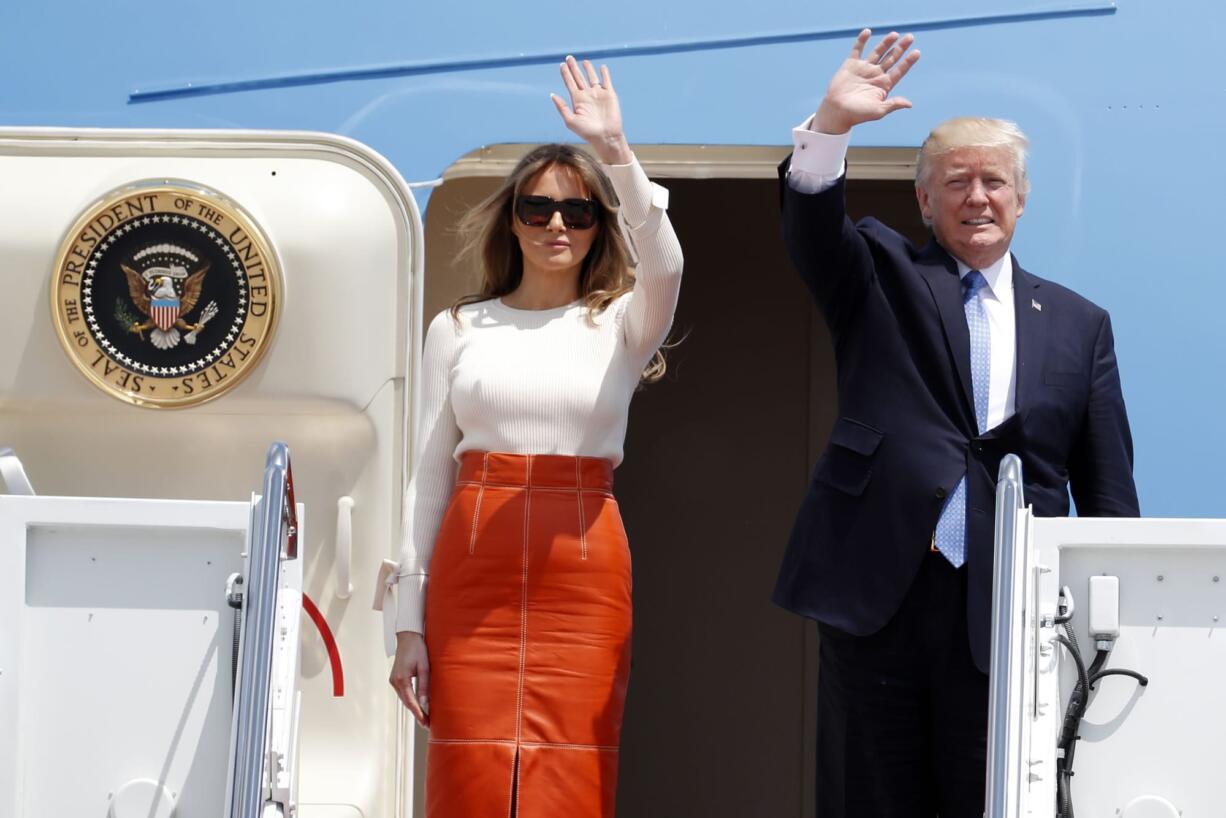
[551,56,633,165]
[813,29,920,134]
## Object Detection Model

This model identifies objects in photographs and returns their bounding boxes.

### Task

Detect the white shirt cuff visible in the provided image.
[395,572,427,634]
[787,116,850,194]
[604,154,666,229]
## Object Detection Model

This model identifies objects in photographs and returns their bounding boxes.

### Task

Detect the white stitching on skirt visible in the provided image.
[430,737,617,752]
[519,740,620,752]
[575,457,589,560]
[454,479,612,496]
[510,454,533,818]
[515,454,532,743]
[467,452,489,555]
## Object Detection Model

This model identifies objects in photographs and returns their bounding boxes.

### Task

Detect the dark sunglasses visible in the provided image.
[515,195,598,229]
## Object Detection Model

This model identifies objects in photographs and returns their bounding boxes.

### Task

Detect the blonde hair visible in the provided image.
[451,143,666,383]
[915,116,1031,198]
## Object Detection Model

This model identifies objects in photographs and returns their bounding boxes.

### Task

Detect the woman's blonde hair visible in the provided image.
[450,143,666,383]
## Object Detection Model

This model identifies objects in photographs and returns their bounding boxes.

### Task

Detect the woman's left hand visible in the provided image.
[551,56,633,165]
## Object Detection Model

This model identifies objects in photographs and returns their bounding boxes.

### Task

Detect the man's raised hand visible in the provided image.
[813,29,920,134]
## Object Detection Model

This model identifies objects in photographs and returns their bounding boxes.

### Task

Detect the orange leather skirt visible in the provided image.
[424,451,632,818]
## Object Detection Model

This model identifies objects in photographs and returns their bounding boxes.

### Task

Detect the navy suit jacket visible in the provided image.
[772,161,1140,673]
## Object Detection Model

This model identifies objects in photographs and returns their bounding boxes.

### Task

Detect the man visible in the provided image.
[772,30,1140,817]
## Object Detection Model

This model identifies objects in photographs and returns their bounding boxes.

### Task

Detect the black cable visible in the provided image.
[1064,649,1108,772]
[1056,765,1072,818]
[1063,621,1082,662]
[1055,633,1090,694]
[1054,585,1075,624]
[231,606,242,702]
[1054,631,1090,818]
[226,573,244,704]
[1055,633,1091,751]
[1090,668,1149,688]
[1054,627,1148,818]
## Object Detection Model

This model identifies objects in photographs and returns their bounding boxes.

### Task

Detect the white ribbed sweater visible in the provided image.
[395,157,684,633]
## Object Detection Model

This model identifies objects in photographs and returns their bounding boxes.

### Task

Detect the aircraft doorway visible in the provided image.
[422,145,925,817]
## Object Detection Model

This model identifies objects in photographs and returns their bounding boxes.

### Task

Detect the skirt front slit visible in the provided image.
[424,451,632,818]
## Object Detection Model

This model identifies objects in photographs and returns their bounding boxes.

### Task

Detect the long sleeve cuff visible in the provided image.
[788,117,850,195]
[604,154,669,230]
[395,572,427,634]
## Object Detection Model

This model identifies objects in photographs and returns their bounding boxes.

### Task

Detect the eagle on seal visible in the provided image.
[121,261,211,350]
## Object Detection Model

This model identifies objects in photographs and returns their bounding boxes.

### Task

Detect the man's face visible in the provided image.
[916,145,1026,270]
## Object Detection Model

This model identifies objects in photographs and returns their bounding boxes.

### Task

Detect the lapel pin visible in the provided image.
[1031,299,1042,312]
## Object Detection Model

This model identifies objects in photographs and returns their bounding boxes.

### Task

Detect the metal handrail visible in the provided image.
[227,442,296,818]
[985,454,1026,818]
[0,446,35,495]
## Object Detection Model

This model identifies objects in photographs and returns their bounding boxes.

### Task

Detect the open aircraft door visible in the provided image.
[0,129,426,818]
[987,456,1226,817]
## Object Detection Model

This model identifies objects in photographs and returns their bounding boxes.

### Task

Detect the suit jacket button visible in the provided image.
[935,487,947,499]
[974,443,985,453]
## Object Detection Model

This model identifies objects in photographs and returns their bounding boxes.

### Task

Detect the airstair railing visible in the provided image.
[0,446,35,494]
[986,454,1026,818]
[227,442,297,818]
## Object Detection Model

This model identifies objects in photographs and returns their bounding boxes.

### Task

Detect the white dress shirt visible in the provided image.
[787,118,1017,431]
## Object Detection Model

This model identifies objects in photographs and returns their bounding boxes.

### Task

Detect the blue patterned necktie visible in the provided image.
[933,269,990,567]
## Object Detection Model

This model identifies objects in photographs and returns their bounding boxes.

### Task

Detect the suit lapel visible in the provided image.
[916,240,976,423]
[1012,258,1045,411]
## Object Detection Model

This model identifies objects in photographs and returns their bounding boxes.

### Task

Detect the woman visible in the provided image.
[388,56,683,817]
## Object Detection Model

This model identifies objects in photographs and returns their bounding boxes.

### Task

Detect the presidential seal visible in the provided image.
[51,182,281,408]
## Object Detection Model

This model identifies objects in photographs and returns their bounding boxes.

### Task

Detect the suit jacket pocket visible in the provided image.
[1044,371,1085,388]
[814,417,883,496]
